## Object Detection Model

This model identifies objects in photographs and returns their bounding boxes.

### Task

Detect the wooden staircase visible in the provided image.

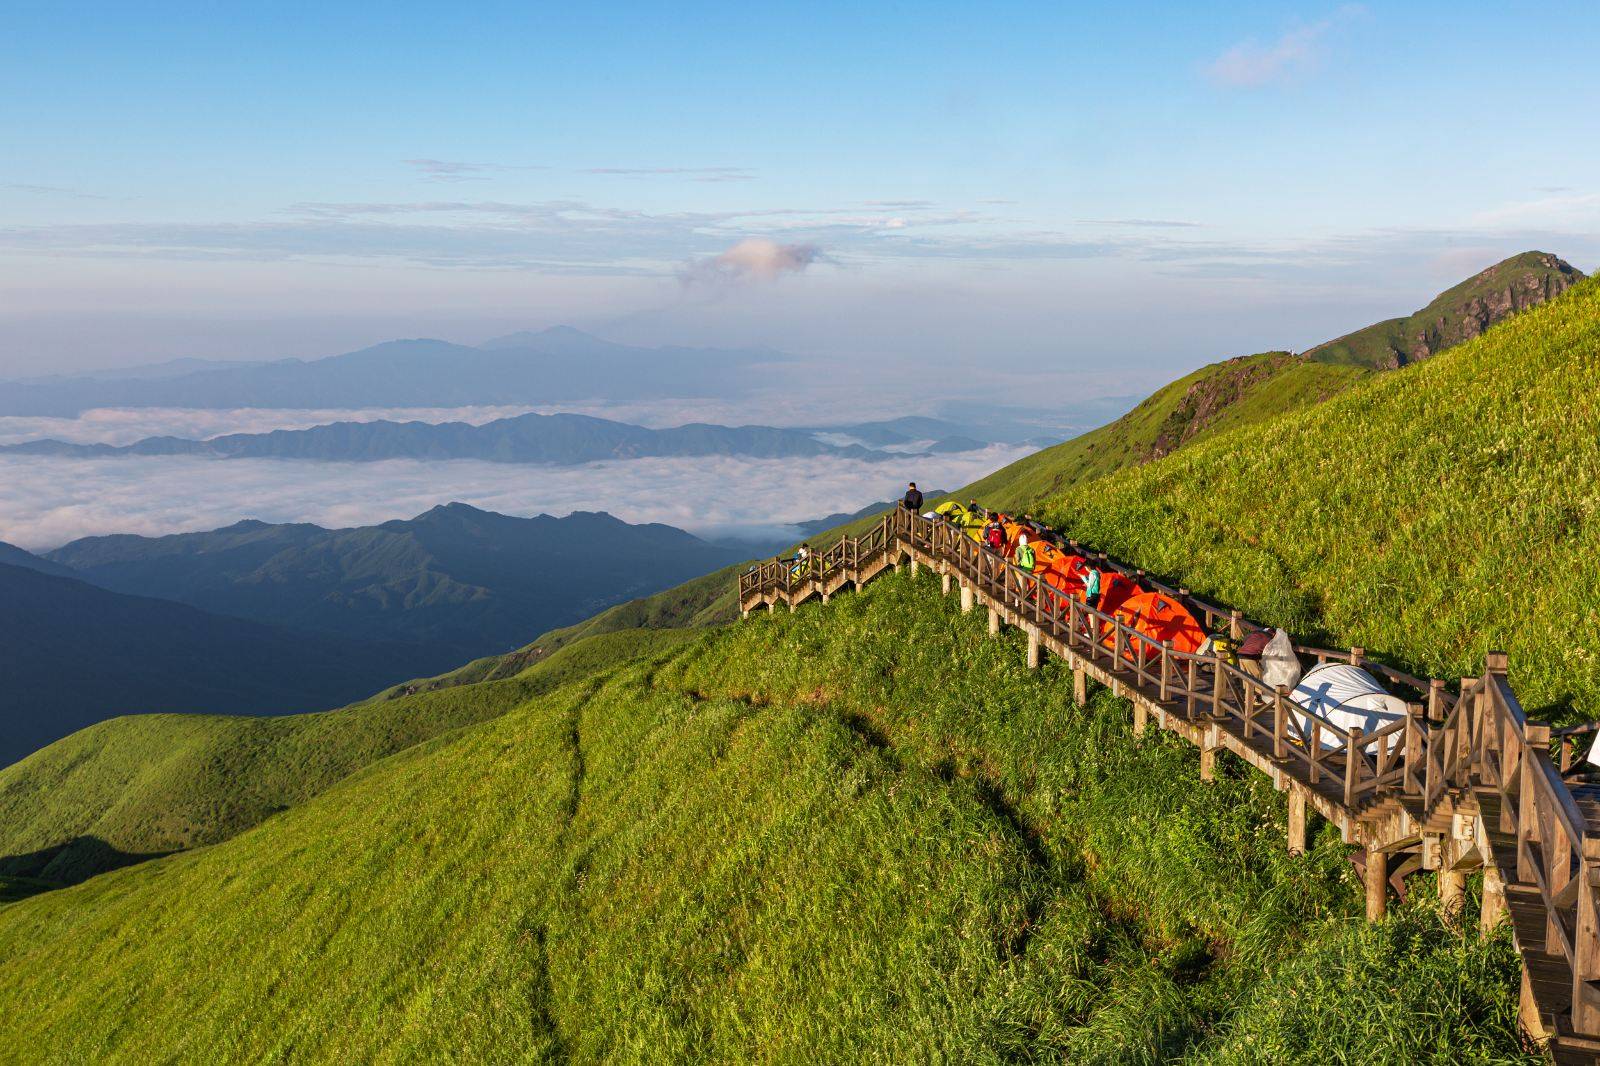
[738,508,1600,1062]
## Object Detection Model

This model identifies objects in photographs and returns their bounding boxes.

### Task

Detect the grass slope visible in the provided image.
[0,574,1529,1061]
[1050,275,1600,719]
[0,628,691,887]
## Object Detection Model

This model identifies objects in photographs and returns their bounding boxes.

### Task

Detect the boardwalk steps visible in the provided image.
[738,508,1600,1063]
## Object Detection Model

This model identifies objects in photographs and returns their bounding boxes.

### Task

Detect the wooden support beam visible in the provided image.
[960,584,974,614]
[1365,847,1388,920]
[1200,730,1218,781]
[1073,665,1087,706]
[821,592,830,604]
[1287,789,1307,855]
[910,558,919,576]
[1133,701,1148,737]
[988,607,1000,636]
[1518,970,1548,1048]
[1026,627,1040,669]
[1437,836,1466,919]
[1481,862,1507,933]
[941,572,951,596]
[767,602,775,614]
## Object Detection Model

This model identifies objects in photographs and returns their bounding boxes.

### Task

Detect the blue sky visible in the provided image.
[2,1,1597,382]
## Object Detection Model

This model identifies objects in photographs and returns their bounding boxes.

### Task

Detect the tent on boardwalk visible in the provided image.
[1289,663,1409,750]
[1108,591,1207,657]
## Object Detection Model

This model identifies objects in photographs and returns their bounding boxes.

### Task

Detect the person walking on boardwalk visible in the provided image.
[1082,563,1102,611]
[791,542,811,579]
[1014,534,1036,572]
[902,482,923,512]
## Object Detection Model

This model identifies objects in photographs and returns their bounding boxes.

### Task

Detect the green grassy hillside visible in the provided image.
[0,628,692,888]
[1050,275,1600,719]
[1308,251,1582,368]
[0,576,1528,1061]
[958,354,1370,510]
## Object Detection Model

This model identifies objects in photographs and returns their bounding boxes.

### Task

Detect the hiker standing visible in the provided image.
[902,482,923,512]
[791,542,811,579]
[1014,534,1036,572]
[1082,564,1102,611]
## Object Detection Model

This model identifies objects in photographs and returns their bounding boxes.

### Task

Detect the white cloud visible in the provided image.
[1203,7,1363,88]
[681,238,824,285]
[0,447,1034,551]
[0,405,544,446]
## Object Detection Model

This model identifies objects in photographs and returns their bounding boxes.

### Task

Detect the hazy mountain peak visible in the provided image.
[476,325,609,351]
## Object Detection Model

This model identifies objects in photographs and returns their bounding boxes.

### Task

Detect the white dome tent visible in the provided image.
[1289,663,1412,751]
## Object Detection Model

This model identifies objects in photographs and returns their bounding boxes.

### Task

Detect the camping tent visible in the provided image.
[1096,572,1141,619]
[1289,663,1410,751]
[1109,591,1207,657]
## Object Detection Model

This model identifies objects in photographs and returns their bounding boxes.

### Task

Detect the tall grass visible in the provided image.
[0,573,1533,1061]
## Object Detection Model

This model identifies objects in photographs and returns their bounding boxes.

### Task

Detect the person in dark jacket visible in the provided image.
[902,482,924,511]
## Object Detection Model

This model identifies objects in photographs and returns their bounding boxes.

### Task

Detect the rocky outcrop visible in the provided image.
[1401,253,1582,365]
[1146,353,1300,461]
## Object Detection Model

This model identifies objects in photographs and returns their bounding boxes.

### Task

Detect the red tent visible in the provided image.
[1096,572,1141,618]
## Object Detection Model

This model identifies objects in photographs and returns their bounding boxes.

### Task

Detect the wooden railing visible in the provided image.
[738,506,1600,1051]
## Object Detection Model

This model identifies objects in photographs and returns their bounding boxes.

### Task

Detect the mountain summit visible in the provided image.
[1306,251,1583,368]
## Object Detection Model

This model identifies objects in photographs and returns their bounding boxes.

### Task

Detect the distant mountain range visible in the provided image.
[44,503,744,656]
[0,326,787,417]
[0,411,997,464]
[1,504,751,764]
[0,560,419,766]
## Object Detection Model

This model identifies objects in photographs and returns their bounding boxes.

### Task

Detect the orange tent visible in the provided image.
[1030,539,1068,573]
[1096,572,1141,618]
[1107,590,1207,658]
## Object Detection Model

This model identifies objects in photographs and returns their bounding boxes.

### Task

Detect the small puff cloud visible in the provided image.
[1203,6,1363,89]
[682,238,823,286]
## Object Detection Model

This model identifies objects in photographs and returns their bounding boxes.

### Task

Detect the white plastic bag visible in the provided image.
[1259,628,1302,692]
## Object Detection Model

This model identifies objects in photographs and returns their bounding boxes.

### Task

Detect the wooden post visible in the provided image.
[1073,665,1087,706]
[1229,610,1243,641]
[1571,838,1600,1033]
[1026,626,1040,669]
[942,571,951,596]
[988,607,1000,636]
[960,583,973,614]
[1349,646,1365,666]
[1365,847,1388,920]
[1437,837,1466,919]
[1403,703,1423,794]
[1133,701,1148,737]
[1428,678,1446,723]
[741,609,749,619]
[1200,737,1217,782]
[910,557,919,576]
[1481,860,1507,933]
[1344,726,1363,805]
[767,602,775,615]
[1519,971,1548,1047]
[1287,789,1307,855]
[1273,686,1288,760]
[821,592,830,605]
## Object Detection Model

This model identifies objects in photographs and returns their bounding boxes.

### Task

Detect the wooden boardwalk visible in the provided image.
[738,508,1600,1062]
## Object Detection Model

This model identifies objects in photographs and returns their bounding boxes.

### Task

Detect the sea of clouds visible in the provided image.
[0,445,1034,551]
[0,389,952,447]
